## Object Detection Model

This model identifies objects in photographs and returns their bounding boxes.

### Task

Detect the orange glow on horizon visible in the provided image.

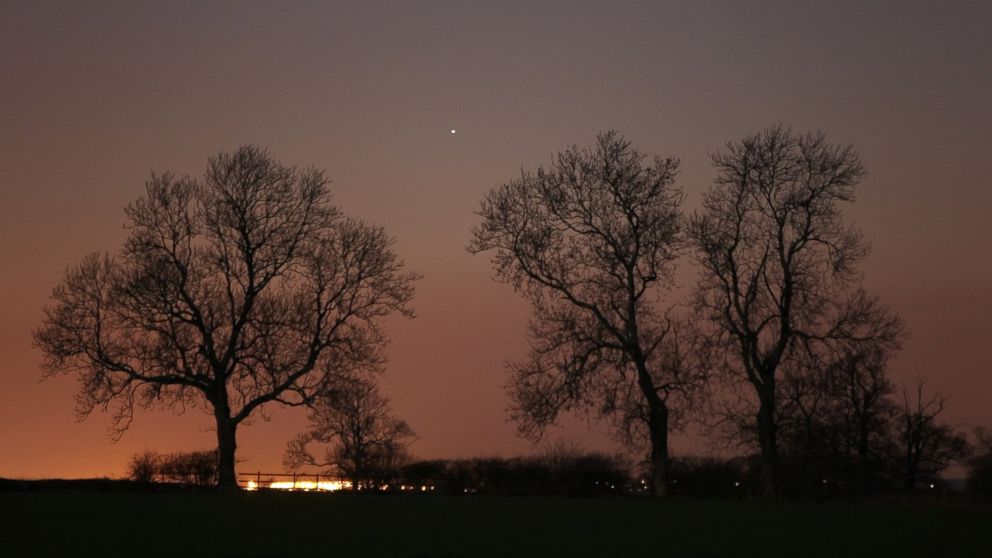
[245,479,352,492]
[243,480,436,492]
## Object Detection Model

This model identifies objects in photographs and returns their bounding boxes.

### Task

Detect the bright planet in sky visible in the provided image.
[450,129,456,134]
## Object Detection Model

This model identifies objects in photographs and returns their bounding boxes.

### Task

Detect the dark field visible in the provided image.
[1,490,990,557]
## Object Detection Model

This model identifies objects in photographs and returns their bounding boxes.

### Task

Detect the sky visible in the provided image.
[1,0,989,479]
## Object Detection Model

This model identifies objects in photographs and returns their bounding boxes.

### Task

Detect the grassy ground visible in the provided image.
[1,491,989,557]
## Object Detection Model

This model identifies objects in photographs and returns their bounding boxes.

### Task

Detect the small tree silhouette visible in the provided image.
[285,375,415,490]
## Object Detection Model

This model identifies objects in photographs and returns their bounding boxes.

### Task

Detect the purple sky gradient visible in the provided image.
[1,1,989,478]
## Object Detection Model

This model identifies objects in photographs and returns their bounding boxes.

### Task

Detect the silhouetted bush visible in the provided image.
[968,455,992,504]
[127,450,217,486]
[399,459,448,487]
[668,456,751,498]
[968,428,992,504]
[398,452,629,496]
[127,451,160,483]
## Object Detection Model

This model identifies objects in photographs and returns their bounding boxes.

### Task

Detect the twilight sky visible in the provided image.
[1,1,989,479]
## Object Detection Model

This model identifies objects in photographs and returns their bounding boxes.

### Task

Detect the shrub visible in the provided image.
[126,450,217,486]
[127,451,160,483]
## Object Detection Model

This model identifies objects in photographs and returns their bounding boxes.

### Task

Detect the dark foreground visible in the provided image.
[1,490,990,558]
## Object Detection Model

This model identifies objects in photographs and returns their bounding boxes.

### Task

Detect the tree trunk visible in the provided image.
[903,424,917,492]
[856,424,870,496]
[215,414,239,492]
[904,452,916,493]
[634,353,670,498]
[648,402,670,498]
[756,382,778,500]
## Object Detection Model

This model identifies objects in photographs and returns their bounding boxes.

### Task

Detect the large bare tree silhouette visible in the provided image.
[689,126,902,499]
[470,132,702,497]
[35,146,418,490]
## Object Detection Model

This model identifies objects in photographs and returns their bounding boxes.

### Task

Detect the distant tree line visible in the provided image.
[393,442,631,496]
[125,436,992,501]
[774,374,971,497]
[398,451,630,497]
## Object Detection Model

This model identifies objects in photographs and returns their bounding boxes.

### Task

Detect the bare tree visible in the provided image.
[689,126,903,498]
[34,146,418,490]
[777,351,833,482]
[284,375,415,489]
[826,346,899,493]
[898,379,969,491]
[777,344,899,495]
[469,131,700,497]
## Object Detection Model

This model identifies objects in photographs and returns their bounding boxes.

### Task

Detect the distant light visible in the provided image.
[450,129,456,134]
[930,483,936,489]
[269,480,347,491]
